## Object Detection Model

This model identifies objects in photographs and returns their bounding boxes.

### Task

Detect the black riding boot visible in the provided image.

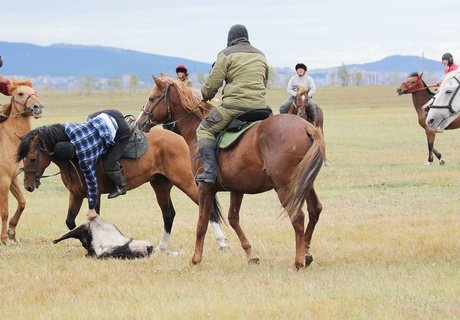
[306,101,317,125]
[195,146,217,183]
[106,168,128,199]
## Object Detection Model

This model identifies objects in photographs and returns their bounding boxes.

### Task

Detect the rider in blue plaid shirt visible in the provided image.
[62,109,131,220]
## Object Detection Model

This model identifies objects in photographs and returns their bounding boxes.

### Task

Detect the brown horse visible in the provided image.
[287,85,327,164]
[397,72,460,165]
[16,124,228,250]
[136,76,325,270]
[0,79,44,244]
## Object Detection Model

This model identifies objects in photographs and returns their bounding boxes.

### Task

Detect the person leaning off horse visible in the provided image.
[54,109,132,220]
[0,55,11,96]
[196,24,269,183]
[279,63,317,124]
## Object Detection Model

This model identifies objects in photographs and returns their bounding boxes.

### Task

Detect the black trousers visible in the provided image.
[89,109,132,171]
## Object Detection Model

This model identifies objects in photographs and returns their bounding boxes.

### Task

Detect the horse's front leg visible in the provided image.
[228,192,258,264]
[0,184,10,244]
[191,183,216,265]
[65,193,83,230]
[304,187,322,267]
[425,130,444,165]
[7,177,27,242]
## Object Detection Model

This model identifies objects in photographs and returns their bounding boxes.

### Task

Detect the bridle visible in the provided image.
[429,75,460,116]
[139,83,172,128]
[138,82,205,129]
[12,91,39,116]
[399,76,435,94]
[21,139,59,187]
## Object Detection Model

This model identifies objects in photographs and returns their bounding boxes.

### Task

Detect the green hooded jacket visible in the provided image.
[201,38,269,109]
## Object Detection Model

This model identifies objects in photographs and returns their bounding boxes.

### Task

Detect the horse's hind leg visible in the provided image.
[7,177,26,242]
[150,176,176,251]
[276,187,306,270]
[227,192,258,264]
[304,187,322,267]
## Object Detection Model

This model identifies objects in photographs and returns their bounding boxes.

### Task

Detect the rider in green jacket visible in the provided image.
[196,24,269,183]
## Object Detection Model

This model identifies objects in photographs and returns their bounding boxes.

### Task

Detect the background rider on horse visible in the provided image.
[279,63,317,124]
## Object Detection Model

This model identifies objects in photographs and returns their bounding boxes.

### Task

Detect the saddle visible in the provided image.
[121,127,148,159]
[217,108,272,150]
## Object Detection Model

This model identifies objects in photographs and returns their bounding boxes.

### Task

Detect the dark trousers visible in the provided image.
[91,109,132,171]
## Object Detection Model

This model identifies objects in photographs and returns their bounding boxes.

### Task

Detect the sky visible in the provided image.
[2,0,459,69]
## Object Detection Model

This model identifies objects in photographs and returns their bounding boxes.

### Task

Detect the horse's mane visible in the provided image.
[161,76,213,119]
[16,124,68,162]
[296,85,310,96]
[0,103,12,123]
[0,79,34,123]
[442,69,460,83]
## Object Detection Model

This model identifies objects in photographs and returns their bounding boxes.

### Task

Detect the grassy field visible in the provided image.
[1,85,459,319]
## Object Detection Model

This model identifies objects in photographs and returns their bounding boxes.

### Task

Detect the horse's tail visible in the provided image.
[210,196,226,226]
[284,124,325,218]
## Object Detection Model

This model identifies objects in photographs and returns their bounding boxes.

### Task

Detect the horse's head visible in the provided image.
[8,79,44,118]
[135,76,173,132]
[293,85,310,118]
[426,70,460,133]
[397,72,426,95]
[17,129,53,192]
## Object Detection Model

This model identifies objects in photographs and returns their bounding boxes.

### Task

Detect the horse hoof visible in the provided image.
[439,159,445,166]
[7,229,17,242]
[425,161,433,166]
[219,244,230,251]
[248,256,260,264]
[190,259,201,266]
[305,254,313,267]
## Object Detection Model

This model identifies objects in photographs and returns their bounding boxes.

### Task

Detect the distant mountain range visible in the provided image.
[0,41,211,81]
[0,41,442,86]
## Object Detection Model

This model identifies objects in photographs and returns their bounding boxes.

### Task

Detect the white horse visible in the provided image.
[426,69,460,132]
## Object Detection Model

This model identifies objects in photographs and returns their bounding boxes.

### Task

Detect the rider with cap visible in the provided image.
[0,55,11,96]
[176,64,192,87]
[195,24,269,183]
[436,53,459,86]
[279,63,317,124]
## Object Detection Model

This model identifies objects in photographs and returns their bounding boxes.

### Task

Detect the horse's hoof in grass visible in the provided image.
[248,256,260,264]
[439,159,445,166]
[7,229,17,242]
[425,161,433,166]
[305,254,313,267]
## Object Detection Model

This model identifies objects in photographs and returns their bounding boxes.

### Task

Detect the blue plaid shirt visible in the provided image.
[64,116,115,209]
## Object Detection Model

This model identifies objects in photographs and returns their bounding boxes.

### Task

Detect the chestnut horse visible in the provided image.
[0,79,44,244]
[397,72,460,165]
[16,124,228,250]
[136,76,325,269]
[288,85,327,164]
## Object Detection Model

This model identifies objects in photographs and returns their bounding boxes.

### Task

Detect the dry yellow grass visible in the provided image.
[1,86,459,319]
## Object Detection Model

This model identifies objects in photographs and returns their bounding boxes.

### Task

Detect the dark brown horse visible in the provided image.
[16,124,228,250]
[288,85,327,164]
[397,72,460,165]
[0,79,44,244]
[136,76,325,270]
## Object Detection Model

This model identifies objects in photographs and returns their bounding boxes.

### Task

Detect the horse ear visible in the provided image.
[153,76,164,88]
[420,72,424,78]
